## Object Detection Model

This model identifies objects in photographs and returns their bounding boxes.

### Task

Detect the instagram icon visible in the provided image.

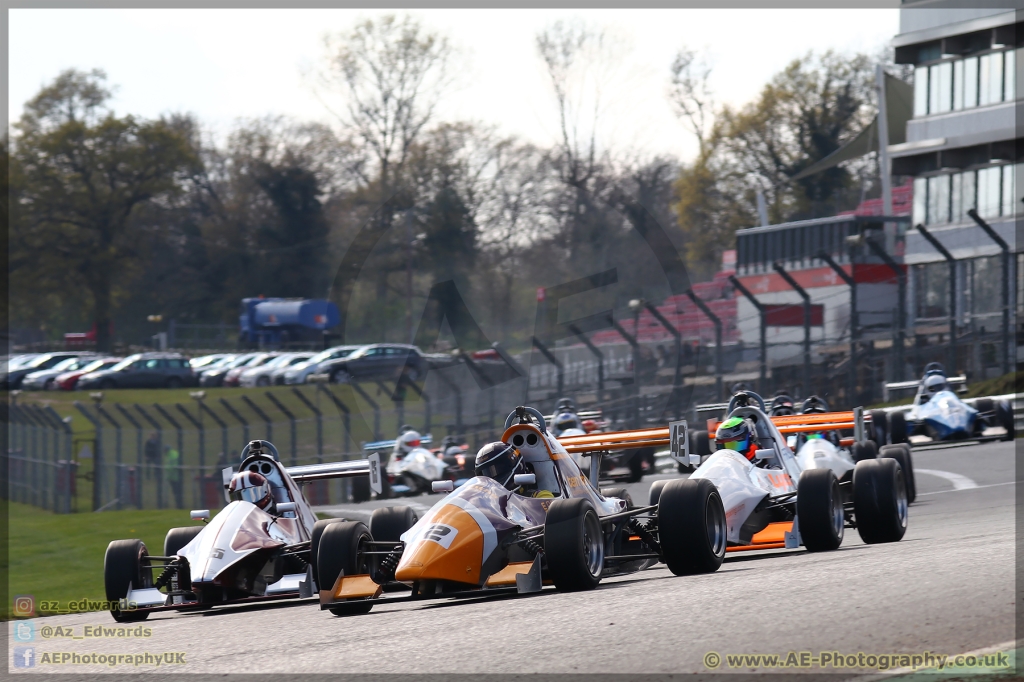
[13,595,35,618]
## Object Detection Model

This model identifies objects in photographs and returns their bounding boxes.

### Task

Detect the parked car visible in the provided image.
[21,355,99,390]
[198,353,259,387]
[223,353,280,387]
[239,352,314,387]
[314,344,431,384]
[54,357,123,390]
[189,354,231,371]
[3,352,86,389]
[281,346,363,385]
[77,353,196,390]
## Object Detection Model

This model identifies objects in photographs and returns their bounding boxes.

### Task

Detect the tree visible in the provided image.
[10,69,200,351]
[317,14,453,202]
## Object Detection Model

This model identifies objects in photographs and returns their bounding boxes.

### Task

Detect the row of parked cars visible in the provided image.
[4,344,448,391]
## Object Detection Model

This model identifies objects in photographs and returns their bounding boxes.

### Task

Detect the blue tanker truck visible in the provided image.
[239,297,340,348]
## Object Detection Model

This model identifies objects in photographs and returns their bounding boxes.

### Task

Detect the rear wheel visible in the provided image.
[104,540,153,622]
[544,498,604,591]
[309,518,344,589]
[880,444,916,504]
[627,449,644,482]
[797,469,844,551]
[351,475,372,503]
[369,506,418,544]
[869,410,888,446]
[888,411,908,444]
[853,459,908,544]
[975,398,994,415]
[318,522,375,615]
[851,440,877,462]
[657,478,726,575]
[997,401,1015,440]
[648,479,669,507]
[600,487,633,508]
[257,376,270,387]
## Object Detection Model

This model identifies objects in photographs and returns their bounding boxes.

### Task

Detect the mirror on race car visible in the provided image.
[513,473,537,486]
[276,502,296,515]
[432,480,455,493]
[190,509,210,522]
[754,449,777,461]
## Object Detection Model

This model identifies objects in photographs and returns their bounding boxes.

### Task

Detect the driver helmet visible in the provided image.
[801,396,829,414]
[474,442,525,489]
[582,419,598,433]
[770,395,795,416]
[229,471,273,510]
[924,374,947,395]
[394,430,422,457]
[716,417,757,461]
[555,397,576,413]
[553,412,580,435]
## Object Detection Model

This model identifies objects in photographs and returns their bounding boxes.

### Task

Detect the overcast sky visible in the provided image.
[9,8,900,163]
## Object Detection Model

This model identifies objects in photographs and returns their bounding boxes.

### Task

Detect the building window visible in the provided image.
[977,166,1002,219]
[1001,163,1015,217]
[914,263,949,319]
[970,256,1002,316]
[959,170,977,220]
[1005,49,1016,101]
[963,56,979,109]
[927,174,950,224]
[914,65,929,116]
[952,59,965,110]
[913,177,927,225]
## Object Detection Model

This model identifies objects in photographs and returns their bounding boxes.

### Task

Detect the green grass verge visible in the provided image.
[4,501,338,621]
[5,501,200,620]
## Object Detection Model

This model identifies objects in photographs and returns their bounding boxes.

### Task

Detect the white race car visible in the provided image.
[653,391,909,553]
[102,440,385,621]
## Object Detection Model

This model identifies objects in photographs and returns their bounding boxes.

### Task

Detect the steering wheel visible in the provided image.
[504,406,547,434]
[727,390,766,414]
[239,439,281,462]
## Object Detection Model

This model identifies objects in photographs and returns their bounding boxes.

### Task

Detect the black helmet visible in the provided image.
[770,394,796,416]
[555,397,576,413]
[474,442,525,489]
[801,395,830,414]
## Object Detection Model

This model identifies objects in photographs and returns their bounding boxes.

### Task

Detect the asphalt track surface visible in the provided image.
[9,440,1018,678]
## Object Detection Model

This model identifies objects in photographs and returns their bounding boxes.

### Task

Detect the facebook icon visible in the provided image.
[14,647,35,668]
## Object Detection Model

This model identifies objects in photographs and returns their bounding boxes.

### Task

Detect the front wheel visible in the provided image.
[888,411,908,444]
[309,518,344,589]
[657,478,727,575]
[869,410,888,446]
[853,459,908,544]
[163,526,203,557]
[851,439,877,462]
[797,469,844,551]
[600,487,634,508]
[369,506,418,544]
[880,444,916,504]
[257,376,270,387]
[318,522,375,615]
[997,401,1015,441]
[351,475,372,503]
[544,498,604,591]
[104,540,154,622]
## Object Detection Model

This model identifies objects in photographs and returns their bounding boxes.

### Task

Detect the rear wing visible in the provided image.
[704,408,874,445]
[288,455,383,495]
[543,409,604,423]
[884,376,966,401]
[363,435,433,452]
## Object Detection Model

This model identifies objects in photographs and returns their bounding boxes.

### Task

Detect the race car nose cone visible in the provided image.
[394,504,484,585]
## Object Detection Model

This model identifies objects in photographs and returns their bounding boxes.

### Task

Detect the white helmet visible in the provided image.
[394,430,423,457]
[924,374,947,395]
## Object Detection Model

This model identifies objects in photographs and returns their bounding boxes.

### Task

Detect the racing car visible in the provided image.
[882,363,1014,446]
[102,440,384,621]
[548,401,655,482]
[317,406,728,615]
[649,391,909,554]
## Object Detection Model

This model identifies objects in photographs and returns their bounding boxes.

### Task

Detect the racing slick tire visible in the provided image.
[888,411,908,444]
[997,401,1015,441]
[796,469,844,551]
[869,410,888,447]
[851,440,877,462]
[317,522,375,616]
[680,430,712,473]
[369,506,419,544]
[852,459,908,544]
[600,487,634,508]
[880,444,916,504]
[544,498,604,591]
[648,479,669,507]
[309,518,345,589]
[351,475,372,503]
[657,478,727,575]
[974,398,994,415]
[163,526,203,557]
[104,539,153,622]
[627,449,645,482]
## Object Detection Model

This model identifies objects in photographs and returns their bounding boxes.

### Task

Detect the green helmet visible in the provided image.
[715,417,754,459]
